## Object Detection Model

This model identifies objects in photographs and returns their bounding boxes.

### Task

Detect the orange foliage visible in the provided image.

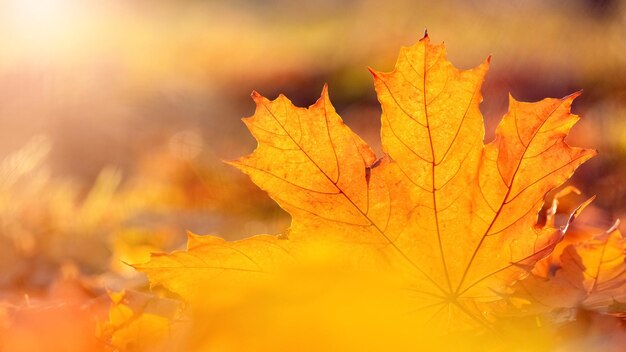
[128,34,624,350]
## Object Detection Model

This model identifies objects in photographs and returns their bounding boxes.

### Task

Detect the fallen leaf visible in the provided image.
[514,223,626,317]
[136,33,598,346]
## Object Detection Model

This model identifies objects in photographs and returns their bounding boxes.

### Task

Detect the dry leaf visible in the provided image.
[514,223,626,317]
[135,33,600,348]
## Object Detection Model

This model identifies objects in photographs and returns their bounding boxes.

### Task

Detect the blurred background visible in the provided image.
[0,0,624,347]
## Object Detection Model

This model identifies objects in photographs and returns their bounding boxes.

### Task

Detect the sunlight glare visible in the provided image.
[3,0,95,59]
[10,0,70,29]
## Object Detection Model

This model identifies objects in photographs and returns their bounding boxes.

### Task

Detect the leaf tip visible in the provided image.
[250,90,263,102]
[222,159,240,168]
[566,90,583,101]
[606,219,621,234]
[367,66,380,78]
[315,84,333,109]
[561,195,597,235]
[321,83,329,96]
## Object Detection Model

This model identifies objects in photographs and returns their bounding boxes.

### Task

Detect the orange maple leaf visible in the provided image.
[136,33,597,334]
[514,222,625,316]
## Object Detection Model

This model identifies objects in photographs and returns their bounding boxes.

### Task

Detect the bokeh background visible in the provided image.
[0,0,624,348]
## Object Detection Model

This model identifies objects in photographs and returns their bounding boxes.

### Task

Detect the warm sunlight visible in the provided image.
[3,0,88,57]
[9,0,72,30]
[0,1,623,351]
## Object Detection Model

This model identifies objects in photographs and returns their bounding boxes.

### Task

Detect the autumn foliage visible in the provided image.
[112,34,625,350]
[2,33,624,351]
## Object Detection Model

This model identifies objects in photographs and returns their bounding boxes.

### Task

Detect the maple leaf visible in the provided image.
[103,291,182,351]
[136,33,597,332]
[514,223,626,317]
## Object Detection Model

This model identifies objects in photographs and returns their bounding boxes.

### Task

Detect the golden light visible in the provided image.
[7,0,76,32]
[12,0,67,25]
[2,0,90,58]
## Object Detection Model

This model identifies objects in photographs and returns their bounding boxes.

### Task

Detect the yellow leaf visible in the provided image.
[105,290,183,351]
[564,228,626,306]
[136,33,597,341]
[515,225,626,316]
[137,232,296,306]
